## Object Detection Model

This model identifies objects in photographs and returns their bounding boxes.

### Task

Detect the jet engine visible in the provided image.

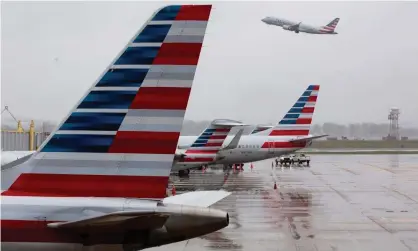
[282,25,292,31]
[125,203,229,251]
[283,25,299,32]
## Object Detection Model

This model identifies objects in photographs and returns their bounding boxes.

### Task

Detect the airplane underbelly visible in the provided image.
[218,150,268,164]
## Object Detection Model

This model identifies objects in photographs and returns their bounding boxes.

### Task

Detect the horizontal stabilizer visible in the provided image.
[222,128,244,150]
[163,190,231,207]
[288,134,328,143]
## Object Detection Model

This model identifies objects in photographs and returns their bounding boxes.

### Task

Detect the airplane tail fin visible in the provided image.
[183,119,246,163]
[269,85,320,137]
[322,18,339,32]
[2,5,213,199]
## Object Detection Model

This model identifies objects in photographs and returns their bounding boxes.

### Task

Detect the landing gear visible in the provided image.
[178,169,190,176]
[295,30,299,33]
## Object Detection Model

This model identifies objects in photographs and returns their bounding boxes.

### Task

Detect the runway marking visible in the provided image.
[358,161,395,174]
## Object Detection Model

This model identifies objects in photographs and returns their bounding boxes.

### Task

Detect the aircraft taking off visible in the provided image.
[261,16,339,34]
[1,4,232,251]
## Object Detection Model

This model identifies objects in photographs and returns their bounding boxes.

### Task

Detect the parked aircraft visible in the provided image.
[1,5,232,251]
[173,119,247,175]
[262,16,339,34]
[175,85,326,170]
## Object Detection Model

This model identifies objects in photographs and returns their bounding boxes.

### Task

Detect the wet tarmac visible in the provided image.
[156,154,418,251]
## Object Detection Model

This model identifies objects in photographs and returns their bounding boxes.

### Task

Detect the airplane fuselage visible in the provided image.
[172,134,310,171]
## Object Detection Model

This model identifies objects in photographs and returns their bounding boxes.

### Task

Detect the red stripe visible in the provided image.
[185,149,218,154]
[182,157,214,162]
[205,142,223,147]
[269,129,309,136]
[311,85,320,90]
[308,96,317,102]
[2,173,169,198]
[109,131,179,154]
[152,43,204,65]
[262,141,307,148]
[209,135,227,140]
[175,5,212,21]
[296,118,312,124]
[130,87,191,110]
[301,107,315,113]
[214,128,230,132]
[1,220,131,243]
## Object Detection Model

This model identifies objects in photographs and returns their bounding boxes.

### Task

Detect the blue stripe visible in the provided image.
[297,97,309,102]
[197,135,210,140]
[284,114,300,119]
[96,69,149,87]
[191,143,206,147]
[77,91,137,109]
[134,25,171,43]
[201,132,213,136]
[204,129,216,133]
[288,108,303,113]
[302,91,311,97]
[194,139,208,144]
[114,47,160,65]
[41,134,114,153]
[60,112,126,131]
[292,102,306,108]
[152,5,182,21]
[307,85,317,91]
[279,119,297,125]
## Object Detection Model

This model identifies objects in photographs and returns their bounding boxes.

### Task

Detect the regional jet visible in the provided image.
[1,5,232,251]
[175,85,327,169]
[262,16,339,34]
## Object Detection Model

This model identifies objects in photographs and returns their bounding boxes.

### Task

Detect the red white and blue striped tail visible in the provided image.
[320,18,339,33]
[182,119,245,163]
[269,85,320,137]
[2,5,213,199]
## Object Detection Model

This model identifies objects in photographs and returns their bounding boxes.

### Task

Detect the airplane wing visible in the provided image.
[163,190,231,207]
[48,190,231,230]
[290,22,301,30]
[48,210,168,230]
[288,134,328,143]
[222,128,244,150]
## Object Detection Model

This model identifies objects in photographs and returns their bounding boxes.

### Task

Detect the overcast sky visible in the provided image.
[2,1,418,126]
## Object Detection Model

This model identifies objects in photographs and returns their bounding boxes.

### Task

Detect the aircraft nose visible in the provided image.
[261,18,267,23]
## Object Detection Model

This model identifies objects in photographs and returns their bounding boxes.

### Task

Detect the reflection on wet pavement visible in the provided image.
[154,154,418,251]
